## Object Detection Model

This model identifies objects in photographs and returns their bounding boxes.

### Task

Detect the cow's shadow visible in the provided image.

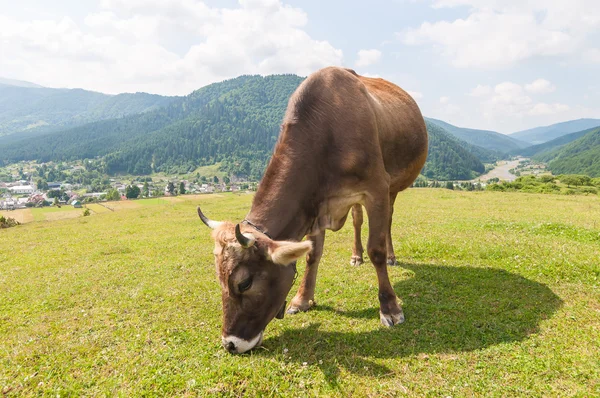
[257,263,562,386]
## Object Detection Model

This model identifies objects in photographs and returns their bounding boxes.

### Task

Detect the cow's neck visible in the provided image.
[246,128,319,242]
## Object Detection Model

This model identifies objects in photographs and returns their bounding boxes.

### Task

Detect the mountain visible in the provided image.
[426,117,529,153]
[513,126,600,158]
[422,120,485,180]
[0,77,43,88]
[0,74,485,181]
[532,127,600,177]
[510,118,600,144]
[0,85,178,138]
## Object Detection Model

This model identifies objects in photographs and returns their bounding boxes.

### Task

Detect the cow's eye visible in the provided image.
[238,278,253,293]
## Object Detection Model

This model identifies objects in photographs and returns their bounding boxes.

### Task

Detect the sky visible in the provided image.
[1,0,599,133]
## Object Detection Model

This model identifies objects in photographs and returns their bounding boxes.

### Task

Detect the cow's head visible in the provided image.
[197,206,312,354]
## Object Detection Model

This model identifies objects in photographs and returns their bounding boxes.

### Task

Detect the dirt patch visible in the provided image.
[0,209,34,224]
[86,204,111,214]
[45,210,82,221]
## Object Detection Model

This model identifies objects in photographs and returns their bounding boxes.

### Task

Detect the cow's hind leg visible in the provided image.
[350,204,364,266]
[365,192,404,327]
[386,192,399,266]
[287,231,325,314]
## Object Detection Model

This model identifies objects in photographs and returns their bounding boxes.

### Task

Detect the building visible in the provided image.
[8,185,35,195]
[72,200,82,208]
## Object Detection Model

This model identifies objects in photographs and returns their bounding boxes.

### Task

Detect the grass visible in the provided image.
[0,190,599,396]
[0,209,33,224]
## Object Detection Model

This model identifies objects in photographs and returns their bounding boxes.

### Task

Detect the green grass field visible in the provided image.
[30,206,83,222]
[1,190,599,396]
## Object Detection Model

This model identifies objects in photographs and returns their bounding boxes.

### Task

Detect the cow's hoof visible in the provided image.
[380,310,405,327]
[350,256,364,266]
[287,299,315,314]
[387,257,398,266]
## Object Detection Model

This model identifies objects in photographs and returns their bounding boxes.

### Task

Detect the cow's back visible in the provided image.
[358,75,428,192]
[282,67,428,193]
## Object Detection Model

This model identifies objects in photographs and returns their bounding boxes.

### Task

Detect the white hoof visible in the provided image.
[380,311,405,327]
[350,257,364,266]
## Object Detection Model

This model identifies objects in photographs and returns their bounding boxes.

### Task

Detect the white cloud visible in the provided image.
[469,84,492,97]
[355,49,382,67]
[469,80,572,129]
[439,96,450,104]
[525,79,556,94]
[0,0,343,95]
[584,48,600,63]
[400,1,600,69]
[528,103,570,116]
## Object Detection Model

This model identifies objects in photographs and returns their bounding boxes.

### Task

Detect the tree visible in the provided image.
[223,176,231,184]
[126,185,141,199]
[213,176,219,184]
[167,182,176,195]
[445,181,454,190]
[179,181,186,195]
[36,179,48,191]
[142,181,149,197]
[106,189,121,201]
[53,197,59,206]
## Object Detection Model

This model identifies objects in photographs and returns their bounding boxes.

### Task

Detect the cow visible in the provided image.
[197,66,428,354]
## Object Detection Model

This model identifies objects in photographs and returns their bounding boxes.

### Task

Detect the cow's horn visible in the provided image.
[235,224,256,248]
[197,206,223,229]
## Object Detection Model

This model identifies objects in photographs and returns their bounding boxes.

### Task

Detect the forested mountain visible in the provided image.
[426,117,528,153]
[533,127,600,177]
[512,126,600,157]
[0,83,177,137]
[422,121,485,180]
[510,118,600,144]
[0,77,43,88]
[0,74,486,181]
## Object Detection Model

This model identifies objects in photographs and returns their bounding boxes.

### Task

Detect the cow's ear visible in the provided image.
[268,240,312,265]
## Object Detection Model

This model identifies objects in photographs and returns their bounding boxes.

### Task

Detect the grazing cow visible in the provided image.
[198,66,428,353]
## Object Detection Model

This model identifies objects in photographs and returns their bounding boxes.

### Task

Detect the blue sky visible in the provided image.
[1,0,599,133]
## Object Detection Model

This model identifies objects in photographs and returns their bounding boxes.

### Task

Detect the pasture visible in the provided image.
[1,190,599,396]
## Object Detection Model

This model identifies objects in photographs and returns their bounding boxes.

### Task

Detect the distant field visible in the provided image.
[0,209,33,224]
[31,206,83,222]
[85,203,111,214]
[0,190,598,396]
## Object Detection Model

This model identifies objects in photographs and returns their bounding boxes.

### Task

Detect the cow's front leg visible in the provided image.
[350,204,364,266]
[287,231,325,314]
[365,194,405,326]
[386,192,399,266]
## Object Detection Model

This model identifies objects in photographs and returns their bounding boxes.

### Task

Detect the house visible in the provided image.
[72,200,82,208]
[8,185,35,195]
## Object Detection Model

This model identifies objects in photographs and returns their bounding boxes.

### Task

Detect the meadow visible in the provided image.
[1,190,599,396]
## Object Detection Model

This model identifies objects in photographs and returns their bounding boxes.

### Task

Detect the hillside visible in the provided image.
[422,120,485,180]
[513,126,600,157]
[1,190,598,396]
[510,118,600,144]
[534,127,600,177]
[0,84,178,137]
[426,117,528,153]
[0,75,486,181]
[0,77,43,88]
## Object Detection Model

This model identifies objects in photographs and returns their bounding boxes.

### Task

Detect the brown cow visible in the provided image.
[198,66,428,353]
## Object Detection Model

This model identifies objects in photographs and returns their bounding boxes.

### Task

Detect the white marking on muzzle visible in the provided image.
[222,331,263,354]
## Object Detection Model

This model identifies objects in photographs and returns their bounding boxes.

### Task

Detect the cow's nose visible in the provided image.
[225,341,236,353]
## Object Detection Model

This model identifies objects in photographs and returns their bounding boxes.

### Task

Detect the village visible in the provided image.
[0,162,255,211]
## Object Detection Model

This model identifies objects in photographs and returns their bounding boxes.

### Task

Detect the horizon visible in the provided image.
[1,0,599,133]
